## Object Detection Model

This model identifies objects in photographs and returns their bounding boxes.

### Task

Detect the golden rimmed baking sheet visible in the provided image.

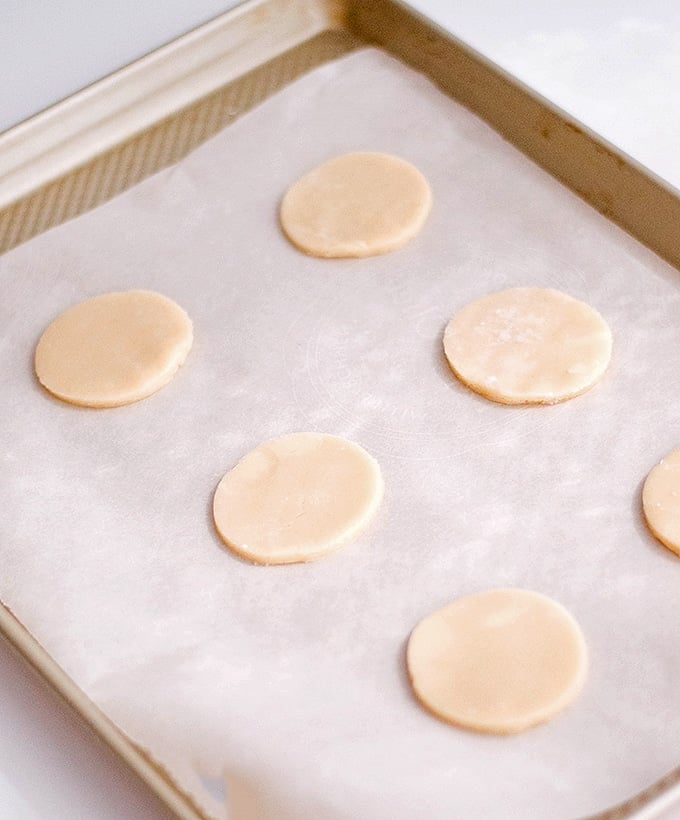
[2,2,680,818]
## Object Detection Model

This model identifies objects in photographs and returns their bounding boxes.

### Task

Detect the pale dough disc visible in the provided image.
[280,151,432,258]
[643,447,680,556]
[407,588,588,735]
[443,287,612,405]
[35,290,193,408]
[213,432,383,565]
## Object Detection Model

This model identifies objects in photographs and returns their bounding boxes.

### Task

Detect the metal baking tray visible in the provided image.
[2,1,680,817]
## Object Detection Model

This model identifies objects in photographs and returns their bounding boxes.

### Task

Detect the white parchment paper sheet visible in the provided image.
[2,48,680,819]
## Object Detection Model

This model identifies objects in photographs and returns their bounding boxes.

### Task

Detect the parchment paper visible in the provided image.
[2,48,680,820]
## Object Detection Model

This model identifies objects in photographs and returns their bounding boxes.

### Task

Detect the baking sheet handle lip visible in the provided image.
[0,0,340,141]
[0,600,204,820]
[0,0,260,141]
[0,0,344,211]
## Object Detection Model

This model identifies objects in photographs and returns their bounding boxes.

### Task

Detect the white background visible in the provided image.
[2,1,680,817]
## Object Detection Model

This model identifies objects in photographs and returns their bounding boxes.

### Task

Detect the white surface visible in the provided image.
[2,2,680,819]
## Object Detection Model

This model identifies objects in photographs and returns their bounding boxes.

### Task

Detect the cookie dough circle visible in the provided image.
[407,588,587,734]
[280,151,432,258]
[213,433,383,565]
[443,287,612,405]
[35,290,193,408]
[643,447,680,556]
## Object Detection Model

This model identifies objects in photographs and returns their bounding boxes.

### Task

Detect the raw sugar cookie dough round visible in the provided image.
[35,290,193,408]
[643,446,680,556]
[443,287,612,405]
[280,152,432,258]
[407,588,588,734]
[213,433,383,565]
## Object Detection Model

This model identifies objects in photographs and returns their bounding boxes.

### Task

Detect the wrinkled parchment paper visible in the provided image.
[3,49,680,819]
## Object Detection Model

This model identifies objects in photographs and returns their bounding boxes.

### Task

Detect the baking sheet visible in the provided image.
[2,47,680,819]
